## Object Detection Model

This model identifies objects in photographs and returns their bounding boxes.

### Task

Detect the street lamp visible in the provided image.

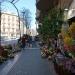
[35,21,38,35]
[7,1,21,38]
[6,0,21,38]
[7,0,19,3]
[22,11,25,35]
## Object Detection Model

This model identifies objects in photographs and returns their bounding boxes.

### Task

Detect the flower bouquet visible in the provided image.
[69,23,75,39]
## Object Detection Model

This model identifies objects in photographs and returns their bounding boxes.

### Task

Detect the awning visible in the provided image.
[36,0,59,11]
[68,16,75,25]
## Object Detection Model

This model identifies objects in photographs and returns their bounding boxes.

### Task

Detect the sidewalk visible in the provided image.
[0,42,57,75]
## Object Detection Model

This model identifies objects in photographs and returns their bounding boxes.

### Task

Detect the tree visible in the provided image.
[8,0,20,3]
[21,8,32,31]
[38,8,64,42]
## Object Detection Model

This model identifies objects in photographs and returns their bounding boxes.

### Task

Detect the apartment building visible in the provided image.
[1,13,26,39]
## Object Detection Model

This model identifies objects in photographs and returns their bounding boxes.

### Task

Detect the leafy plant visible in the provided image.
[38,8,64,42]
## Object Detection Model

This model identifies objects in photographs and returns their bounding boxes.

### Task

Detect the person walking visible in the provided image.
[28,36,32,47]
[18,37,22,48]
[21,35,26,49]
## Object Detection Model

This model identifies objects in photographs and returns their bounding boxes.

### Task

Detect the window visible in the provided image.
[2,14,5,19]
[3,28,5,32]
[8,23,10,27]
[11,34,14,37]
[8,16,10,21]
[3,18,5,21]
[12,16,14,21]
[12,24,14,26]
[7,28,10,31]
[8,18,10,21]
[12,28,14,32]
[3,24,5,28]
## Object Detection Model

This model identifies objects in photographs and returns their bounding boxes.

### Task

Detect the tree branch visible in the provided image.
[11,0,20,3]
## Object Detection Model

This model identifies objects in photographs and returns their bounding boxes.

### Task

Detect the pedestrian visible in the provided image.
[32,36,35,42]
[18,37,22,48]
[28,36,32,47]
[21,35,26,49]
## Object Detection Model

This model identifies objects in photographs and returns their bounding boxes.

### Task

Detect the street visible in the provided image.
[1,39,18,46]
[0,42,57,75]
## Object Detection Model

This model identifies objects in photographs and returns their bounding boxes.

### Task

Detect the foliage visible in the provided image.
[21,8,32,29]
[62,23,75,53]
[2,50,8,58]
[69,23,75,39]
[64,36,73,46]
[3,45,12,50]
[38,8,64,41]
[38,17,51,42]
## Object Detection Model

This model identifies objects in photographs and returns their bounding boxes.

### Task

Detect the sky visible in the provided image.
[1,0,36,29]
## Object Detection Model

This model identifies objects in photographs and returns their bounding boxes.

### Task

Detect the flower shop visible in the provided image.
[53,19,75,75]
[39,10,75,75]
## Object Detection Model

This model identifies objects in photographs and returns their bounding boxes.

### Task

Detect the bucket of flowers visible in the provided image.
[47,47,54,60]
[64,23,75,56]
[41,45,47,58]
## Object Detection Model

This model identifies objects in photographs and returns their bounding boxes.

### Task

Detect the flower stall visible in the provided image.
[64,23,75,57]
[53,22,75,75]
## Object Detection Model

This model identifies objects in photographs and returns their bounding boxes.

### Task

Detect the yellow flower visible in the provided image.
[69,23,75,38]
[64,36,73,46]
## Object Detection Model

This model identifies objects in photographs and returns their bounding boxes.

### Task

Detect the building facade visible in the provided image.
[1,13,26,39]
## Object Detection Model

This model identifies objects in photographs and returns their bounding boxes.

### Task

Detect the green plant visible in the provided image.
[2,50,9,58]
[3,45,12,50]
[38,8,64,42]
[0,56,4,63]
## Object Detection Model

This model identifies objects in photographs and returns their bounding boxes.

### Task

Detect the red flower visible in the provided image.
[69,45,75,51]
[64,44,69,51]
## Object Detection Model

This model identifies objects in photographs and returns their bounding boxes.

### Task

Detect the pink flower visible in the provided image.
[64,44,69,51]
